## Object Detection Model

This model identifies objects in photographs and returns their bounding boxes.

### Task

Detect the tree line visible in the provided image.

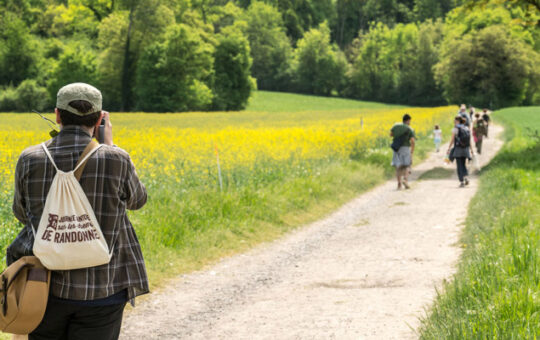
[0,0,539,112]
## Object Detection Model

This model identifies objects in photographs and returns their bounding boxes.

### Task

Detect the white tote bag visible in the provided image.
[32,143,113,270]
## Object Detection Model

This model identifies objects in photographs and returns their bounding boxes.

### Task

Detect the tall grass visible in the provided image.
[419,107,540,339]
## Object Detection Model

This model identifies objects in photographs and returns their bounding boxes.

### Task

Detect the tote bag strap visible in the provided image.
[73,140,101,181]
[41,140,102,180]
[41,143,58,171]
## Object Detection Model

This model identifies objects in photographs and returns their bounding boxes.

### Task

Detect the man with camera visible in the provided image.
[10,83,148,339]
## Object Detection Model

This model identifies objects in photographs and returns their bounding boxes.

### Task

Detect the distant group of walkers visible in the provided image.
[390,104,491,189]
[447,104,491,187]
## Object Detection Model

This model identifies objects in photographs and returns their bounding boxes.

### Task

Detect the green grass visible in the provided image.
[246,90,405,112]
[419,106,540,339]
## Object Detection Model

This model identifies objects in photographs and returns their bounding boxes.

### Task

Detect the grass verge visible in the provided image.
[419,107,540,339]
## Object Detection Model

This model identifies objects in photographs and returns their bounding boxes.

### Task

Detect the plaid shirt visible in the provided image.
[10,126,149,301]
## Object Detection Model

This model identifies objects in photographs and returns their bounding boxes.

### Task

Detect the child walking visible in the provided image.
[433,125,442,152]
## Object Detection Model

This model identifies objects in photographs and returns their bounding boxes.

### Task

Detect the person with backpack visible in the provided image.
[447,116,474,187]
[10,83,148,340]
[468,106,476,122]
[472,113,487,154]
[458,104,471,127]
[481,108,491,137]
[390,113,416,190]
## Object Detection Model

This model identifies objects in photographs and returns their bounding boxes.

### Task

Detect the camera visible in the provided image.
[98,117,105,144]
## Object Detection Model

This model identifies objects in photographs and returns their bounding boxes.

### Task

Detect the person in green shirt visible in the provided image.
[390,114,416,189]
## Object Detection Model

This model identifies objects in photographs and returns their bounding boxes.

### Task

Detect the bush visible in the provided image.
[0,81,49,112]
[15,79,49,112]
[0,86,17,112]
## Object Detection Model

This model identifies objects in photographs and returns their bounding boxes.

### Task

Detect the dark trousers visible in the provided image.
[475,139,483,154]
[29,300,125,340]
[456,157,468,182]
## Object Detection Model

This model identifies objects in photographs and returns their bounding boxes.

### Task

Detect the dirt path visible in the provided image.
[121,125,504,340]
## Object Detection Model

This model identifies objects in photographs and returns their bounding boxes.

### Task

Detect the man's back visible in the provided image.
[391,123,415,147]
[11,126,148,301]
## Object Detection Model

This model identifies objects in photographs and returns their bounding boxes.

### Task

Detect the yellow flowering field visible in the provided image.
[1,106,452,192]
[0,104,455,275]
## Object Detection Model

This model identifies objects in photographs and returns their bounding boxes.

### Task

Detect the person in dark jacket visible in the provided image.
[447,116,474,187]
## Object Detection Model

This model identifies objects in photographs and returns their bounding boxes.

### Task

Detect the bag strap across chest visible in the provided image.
[41,140,102,181]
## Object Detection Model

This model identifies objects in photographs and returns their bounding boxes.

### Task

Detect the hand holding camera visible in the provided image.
[95,111,113,145]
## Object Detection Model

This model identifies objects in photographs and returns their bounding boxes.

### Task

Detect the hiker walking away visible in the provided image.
[390,114,416,190]
[468,106,476,122]
[472,113,487,154]
[447,116,474,187]
[433,125,442,152]
[10,83,148,340]
[458,104,471,127]
[481,108,491,137]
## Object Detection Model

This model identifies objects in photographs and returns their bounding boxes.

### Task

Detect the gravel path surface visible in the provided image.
[121,125,503,340]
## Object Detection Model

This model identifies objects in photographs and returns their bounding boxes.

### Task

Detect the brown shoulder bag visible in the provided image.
[0,256,50,335]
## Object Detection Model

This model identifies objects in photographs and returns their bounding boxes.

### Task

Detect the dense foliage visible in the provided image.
[0,0,538,111]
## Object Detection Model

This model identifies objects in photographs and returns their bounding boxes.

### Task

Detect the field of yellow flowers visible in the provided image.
[0,102,454,279]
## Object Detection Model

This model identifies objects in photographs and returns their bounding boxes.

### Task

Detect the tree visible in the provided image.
[135,23,215,111]
[404,20,445,105]
[96,11,128,110]
[78,0,115,21]
[46,42,99,103]
[292,22,348,96]
[96,1,175,110]
[36,4,100,38]
[347,21,445,105]
[435,2,540,107]
[347,23,398,102]
[212,29,254,110]
[463,0,540,27]
[413,0,461,22]
[435,25,540,108]
[333,0,363,48]
[255,0,336,43]
[0,12,38,86]
[243,1,292,91]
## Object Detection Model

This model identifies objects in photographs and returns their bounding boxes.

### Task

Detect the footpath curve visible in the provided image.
[121,125,504,340]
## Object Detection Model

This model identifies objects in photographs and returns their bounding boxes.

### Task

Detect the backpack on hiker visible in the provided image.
[455,125,471,148]
[32,140,113,271]
[390,133,406,152]
[476,119,487,137]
